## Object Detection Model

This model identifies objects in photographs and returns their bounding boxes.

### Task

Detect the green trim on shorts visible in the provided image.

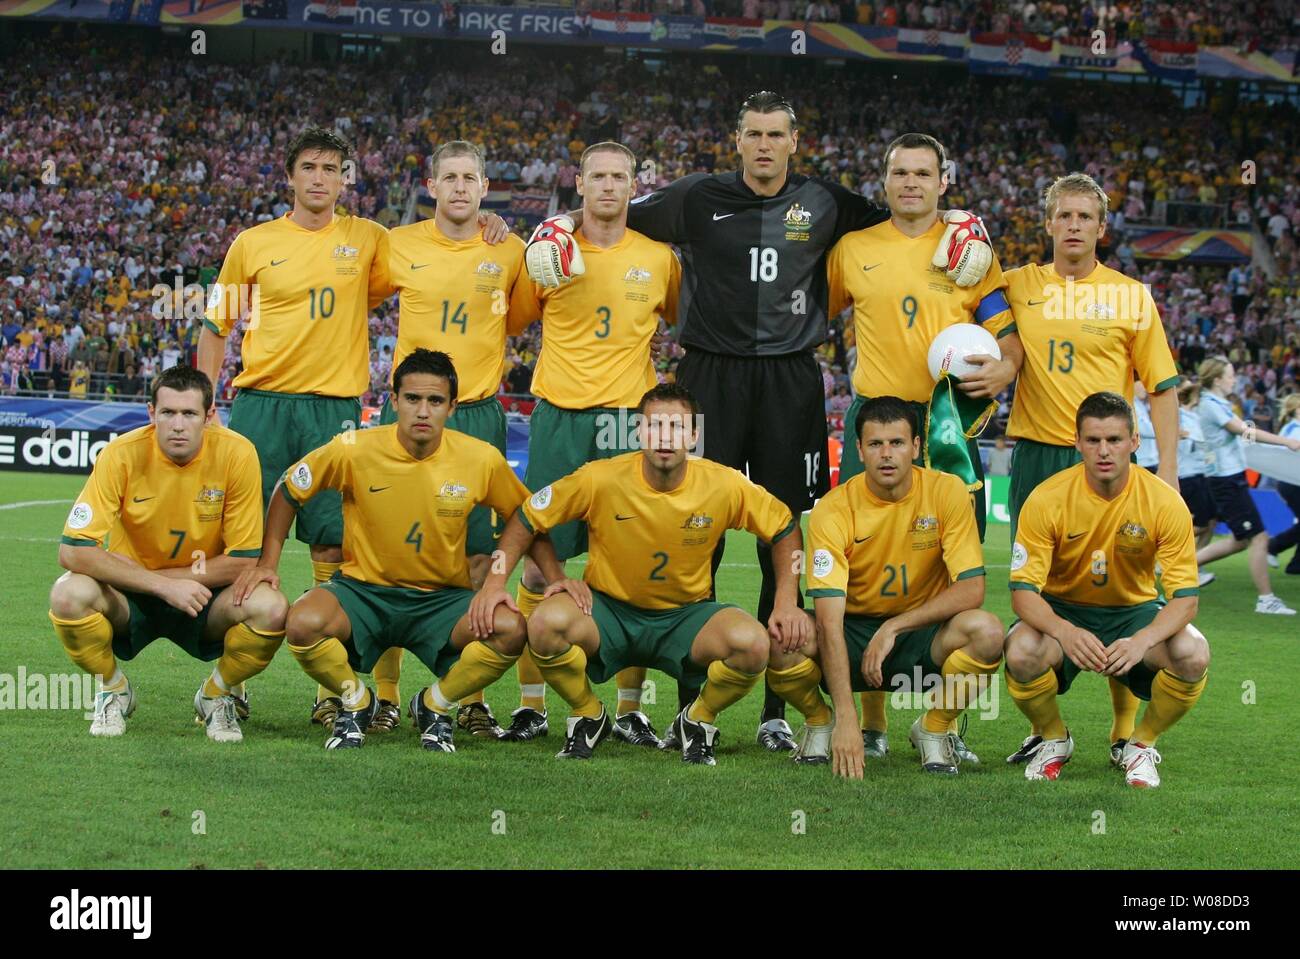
[585,588,735,686]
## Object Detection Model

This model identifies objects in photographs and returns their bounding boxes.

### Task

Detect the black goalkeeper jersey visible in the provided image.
[626,170,889,356]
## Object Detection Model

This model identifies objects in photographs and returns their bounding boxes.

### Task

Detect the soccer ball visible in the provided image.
[926,324,1001,382]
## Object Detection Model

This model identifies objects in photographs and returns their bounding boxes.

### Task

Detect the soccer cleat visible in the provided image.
[862,728,889,758]
[612,710,662,748]
[1198,571,1216,587]
[498,706,549,741]
[1023,733,1074,781]
[756,717,797,752]
[673,708,719,766]
[89,681,136,737]
[555,707,612,760]
[908,718,959,775]
[1256,595,1297,615]
[790,722,832,765]
[311,695,342,728]
[1110,738,1128,769]
[1120,741,1162,788]
[324,688,377,750]
[658,722,680,751]
[230,683,250,721]
[410,690,456,753]
[457,701,503,738]
[1267,553,1279,569]
[366,699,401,733]
[1006,734,1043,764]
[193,687,243,743]
[950,714,980,764]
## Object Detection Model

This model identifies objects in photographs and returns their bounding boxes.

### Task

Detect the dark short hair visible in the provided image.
[284,127,352,179]
[855,395,917,441]
[1075,391,1135,434]
[393,348,458,401]
[637,382,700,418]
[151,365,213,410]
[882,133,948,178]
[736,91,797,133]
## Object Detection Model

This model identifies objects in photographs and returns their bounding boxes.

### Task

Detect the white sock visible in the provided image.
[520,683,545,701]
[617,687,642,712]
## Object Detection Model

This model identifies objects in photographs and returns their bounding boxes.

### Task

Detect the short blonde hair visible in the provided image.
[1043,172,1109,222]
[1197,356,1232,391]
[579,141,636,177]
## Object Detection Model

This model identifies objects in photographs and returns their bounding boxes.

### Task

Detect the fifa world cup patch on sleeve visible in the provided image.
[290,463,313,491]
[812,549,833,579]
[530,486,552,510]
[67,502,93,530]
[1010,541,1028,571]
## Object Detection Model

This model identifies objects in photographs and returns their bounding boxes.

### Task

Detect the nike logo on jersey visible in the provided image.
[712,213,735,221]
[132,496,154,503]
[1067,531,1087,540]
[368,485,391,493]
[615,514,638,521]
[854,534,873,543]
[862,263,882,272]
[270,259,288,267]
[411,263,429,270]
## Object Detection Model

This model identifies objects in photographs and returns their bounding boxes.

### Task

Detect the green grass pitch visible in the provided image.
[2,470,1298,869]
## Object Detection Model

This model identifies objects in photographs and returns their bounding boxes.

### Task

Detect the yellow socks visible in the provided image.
[516,583,545,618]
[860,690,888,732]
[687,660,761,724]
[1006,669,1066,741]
[202,622,284,698]
[766,658,832,726]
[311,562,345,705]
[1108,676,1140,743]
[615,667,646,716]
[1133,670,1207,746]
[530,645,602,718]
[516,585,547,710]
[433,641,520,711]
[291,637,369,710]
[923,647,1000,734]
[373,647,404,704]
[50,610,121,688]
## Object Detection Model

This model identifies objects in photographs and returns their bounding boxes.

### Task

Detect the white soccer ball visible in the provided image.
[926,324,1001,382]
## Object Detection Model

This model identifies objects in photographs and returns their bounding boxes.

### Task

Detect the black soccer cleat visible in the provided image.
[498,706,549,741]
[658,722,680,751]
[1110,738,1129,769]
[756,717,797,752]
[612,710,662,748]
[673,708,719,766]
[230,684,250,722]
[324,688,377,750]
[555,707,611,760]
[409,689,456,753]
[366,699,402,734]
[1006,734,1044,765]
[457,701,503,738]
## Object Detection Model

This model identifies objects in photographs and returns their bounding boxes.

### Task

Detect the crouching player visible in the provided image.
[471,384,810,764]
[230,349,561,751]
[48,366,285,742]
[1005,392,1209,788]
[770,396,1004,778]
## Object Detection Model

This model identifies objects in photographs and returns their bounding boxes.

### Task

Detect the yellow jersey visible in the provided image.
[827,218,1013,403]
[281,425,527,590]
[386,224,538,402]
[520,452,794,609]
[1010,462,1199,606]
[61,425,263,569]
[526,228,680,409]
[807,467,985,618]
[1004,262,1179,446]
[204,212,390,397]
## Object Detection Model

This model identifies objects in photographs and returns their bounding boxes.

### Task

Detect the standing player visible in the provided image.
[1005,392,1209,788]
[48,367,285,743]
[1266,394,1300,573]
[826,132,1021,759]
[1176,381,1217,577]
[500,142,680,749]
[1194,357,1300,614]
[1001,172,1182,766]
[229,350,560,751]
[526,93,993,751]
[472,384,810,764]
[369,140,536,736]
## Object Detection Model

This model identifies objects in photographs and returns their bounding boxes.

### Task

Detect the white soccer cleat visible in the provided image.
[194,687,244,743]
[90,681,136,737]
[1023,732,1074,781]
[790,721,832,765]
[908,718,959,775]
[1267,553,1280,569]
[1120,741,1162,788]
[1197,571,1216,588]
[1256,595,1297,615]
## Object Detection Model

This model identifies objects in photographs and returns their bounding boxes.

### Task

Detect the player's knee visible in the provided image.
[726,622,770,672]
[526,598,575,656]
[49,573,101,620]
[965,611,1005,663]
[1003,627,1045,680]
[1172,630,1211,679]
[491,606,528,656]
[285,603,331,647]
[239,583,288,633]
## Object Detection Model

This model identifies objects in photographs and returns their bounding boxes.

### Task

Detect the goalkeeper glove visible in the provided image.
[932,210,992,288]
[525,215,585,288]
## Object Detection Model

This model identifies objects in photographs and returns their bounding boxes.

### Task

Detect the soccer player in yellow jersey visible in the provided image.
[48,367,286,743]
[196,128,391,729]
[1001,173,1182,767]
[771,396,1004,778]
[472,384,811,764]
[230,350,561,751]
[369,140,538,737]
[826,133,1022,760]
[1006,392,1209,788]
[500,142,682,748]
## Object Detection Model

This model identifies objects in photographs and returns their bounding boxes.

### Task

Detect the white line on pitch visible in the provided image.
[0,499,73,510]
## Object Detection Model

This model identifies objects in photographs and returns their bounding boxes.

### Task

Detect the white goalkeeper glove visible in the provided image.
[525,215,585,288]
[932,210,992,288]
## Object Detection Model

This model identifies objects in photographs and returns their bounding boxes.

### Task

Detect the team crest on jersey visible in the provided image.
[332,245,359,260]
[783,203,813,241]
[436,481,469,518]
[333,244,361,277]
[1116,521,1149,555]
[475,260,504,278]
[195,486,226,522]
[910,513,940,550]
[623,266,653,285]
[681,512,713,530]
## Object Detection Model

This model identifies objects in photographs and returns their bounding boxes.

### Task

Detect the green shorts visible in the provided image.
[1008,439,1081,545]
[112,590,222,663]
[524,400,637,561]
[380,394,508,557]
[1028,596,1162,701]
[840,396,985,540]
[586,589,735,686]
[316,574,472,676]
[229,389,361,547]
[829,614,944,694]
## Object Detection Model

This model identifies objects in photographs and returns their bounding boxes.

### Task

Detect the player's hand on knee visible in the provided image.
[932,210,992,288]
[469,585,516,639]
[477,211,510,245]
[525,215,585,287]
[158,578,212,618]
[1103,635,1149,677]
[543,577,592,615]
[831,718,864,780]
[1059,624,1108,673]
[767,601,812,653]
[230,565,279,607]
